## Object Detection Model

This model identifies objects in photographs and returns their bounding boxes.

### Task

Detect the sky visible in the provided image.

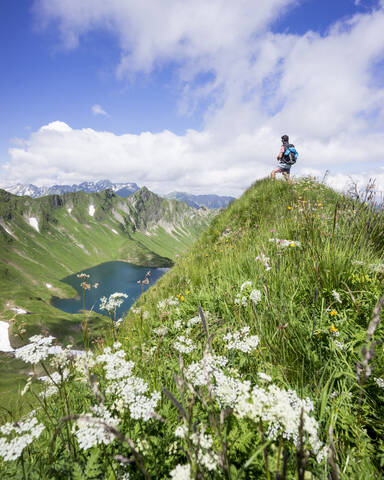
[1,0,384,197]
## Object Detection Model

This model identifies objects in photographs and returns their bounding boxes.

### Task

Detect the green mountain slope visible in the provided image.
[1,178,383,478]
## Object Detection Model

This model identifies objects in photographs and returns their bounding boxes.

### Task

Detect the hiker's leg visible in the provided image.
[271,168,280,179]
[282,171,290,182]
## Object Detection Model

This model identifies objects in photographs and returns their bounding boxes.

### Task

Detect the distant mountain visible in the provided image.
[5,180,139,198]
[165,192,236,209]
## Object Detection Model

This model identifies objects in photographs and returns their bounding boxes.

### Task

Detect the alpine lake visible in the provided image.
[51,261,169,318]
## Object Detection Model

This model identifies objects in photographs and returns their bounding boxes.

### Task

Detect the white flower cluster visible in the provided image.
[256,253,271,271]
[174,336,196,354]
[100,292,128,313]
[39,368,69,398]
[153,326,168,336]
[235,383,326,463]
[234,282,262,306]
[0,412,45,461]
[174,425,219,472]
[185,354,228,387]
[187,315,201,327]
[212,370,251,408]
[269,238,301,248]
[331,290,342,303]
[224,327,259,353]
[374,377,384,389]
[157,296,179,311]
[15,335,55,364]
[170,463,191,480]
[96,349,161,420]
[75,405,118,450]
[333,340,345,351]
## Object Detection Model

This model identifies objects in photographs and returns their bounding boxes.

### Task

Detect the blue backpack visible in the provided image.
[283,144,298,165]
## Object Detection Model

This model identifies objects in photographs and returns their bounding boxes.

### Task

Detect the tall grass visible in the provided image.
[1,177,383,479]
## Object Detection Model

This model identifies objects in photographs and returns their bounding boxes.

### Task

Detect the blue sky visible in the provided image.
[1,0,384,195]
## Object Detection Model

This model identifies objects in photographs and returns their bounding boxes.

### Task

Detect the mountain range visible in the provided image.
[4,180,236,209]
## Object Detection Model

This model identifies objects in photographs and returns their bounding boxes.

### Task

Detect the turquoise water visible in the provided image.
[51,261,169,317]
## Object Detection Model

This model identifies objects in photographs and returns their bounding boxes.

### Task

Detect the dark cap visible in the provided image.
[281,135,289,142]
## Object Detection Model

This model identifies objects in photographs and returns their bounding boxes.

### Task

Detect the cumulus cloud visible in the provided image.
[4,0,383,196]
[91,104,108,116]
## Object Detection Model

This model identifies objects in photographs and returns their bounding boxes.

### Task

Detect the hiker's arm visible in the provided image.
[277,146,284,160]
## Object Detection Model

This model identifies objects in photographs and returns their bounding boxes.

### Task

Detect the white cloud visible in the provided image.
[5,0,382,195]
[91,104,108,116]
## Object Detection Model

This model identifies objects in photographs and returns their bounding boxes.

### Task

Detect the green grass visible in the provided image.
[1,177,383,479]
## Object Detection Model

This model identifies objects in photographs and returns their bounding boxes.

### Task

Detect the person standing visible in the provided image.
[270,134,297,182]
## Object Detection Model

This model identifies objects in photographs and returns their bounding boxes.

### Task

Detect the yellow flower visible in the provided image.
[186,290,190,294]
[180,295,184,301]
[289,243,296,247]
[287,206,292,210]
[329,324,338,333]
[330,310,338,316]
[205,253,209,257]
[124,337,129,340]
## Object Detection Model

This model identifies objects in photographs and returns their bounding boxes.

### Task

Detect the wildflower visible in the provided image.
[258,372,272,382]
[287,206,292,210]
[256,253,271,271]
[224,327,259,353]
[331,290,342,303]
[75,405,119,450]
[289,243,296,247]
[235,383,325,463]
[269,238,301,248]
[153,326,168,336]
[329,324,338,335]
[77,273,90,279]
[329,310,338,316]
[100,293,128,313]
[185,353,228,386]
[170,464,191,480]
[240,281,252,291]
[80,282,91,290]
[333,340,345,350]
[15,335,55,364]
[0,412,45,461]
[249,289,262,304]
[173,336,196,354]
[374,377,384,389]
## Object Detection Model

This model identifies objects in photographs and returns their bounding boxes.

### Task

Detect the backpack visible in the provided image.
[283,144,298,165]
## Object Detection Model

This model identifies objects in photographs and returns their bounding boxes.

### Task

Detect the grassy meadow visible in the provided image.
[0,177,383,479]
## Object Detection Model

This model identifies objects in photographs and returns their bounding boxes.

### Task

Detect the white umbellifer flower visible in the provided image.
[173,336,196,354]
[174,424,188,438]
[153,326,168,336]
[170,464,191,480]
[234,294,248,306]
[96,349,161,420]
[331,290,342,304]
[75,405,118,450]
[258,372,272,382]
[185,354,228,386]
[143,311,150,320]
[157,296,179,311]
[250,289,262,304]
[213,371,251,408]
[240,281,252,292]
[235,383,325,463]
[113,341,122,349]
[38,368,69,398]
[187,314,204,327]
[333,340,345,351]
[100,293,128,313]
[15,335,55,364]
[74,351,95,378]
[374,377,384,389]
[224,327,259,353]
[174,319,183,329]
[0,412,45,461]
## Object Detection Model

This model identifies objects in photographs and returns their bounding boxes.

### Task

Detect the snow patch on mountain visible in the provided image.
[0,321,13,352]
[28,217,39,232]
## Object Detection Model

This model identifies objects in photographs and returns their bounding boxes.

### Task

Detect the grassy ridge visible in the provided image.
[1,177,383,479]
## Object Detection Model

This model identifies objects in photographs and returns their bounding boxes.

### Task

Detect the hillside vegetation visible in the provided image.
[1,178,383,479]
[0,187,213,402]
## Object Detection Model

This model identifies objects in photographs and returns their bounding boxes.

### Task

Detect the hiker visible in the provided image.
[270,134,298,182]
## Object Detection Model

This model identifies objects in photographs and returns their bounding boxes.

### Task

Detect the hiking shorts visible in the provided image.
[277,161,291,173]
